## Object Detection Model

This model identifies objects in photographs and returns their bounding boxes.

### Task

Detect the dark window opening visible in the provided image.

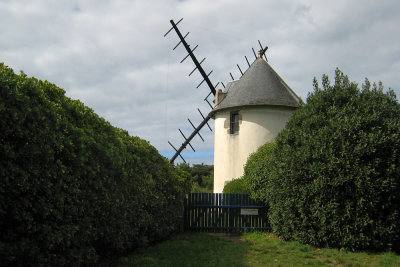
[230,112,239,134]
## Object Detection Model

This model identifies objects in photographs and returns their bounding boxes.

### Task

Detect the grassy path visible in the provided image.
[118,232,399,266]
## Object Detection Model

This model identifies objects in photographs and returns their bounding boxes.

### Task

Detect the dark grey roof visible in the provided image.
[212,58,300,113]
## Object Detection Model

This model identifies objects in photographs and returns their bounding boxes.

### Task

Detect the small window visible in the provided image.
[230,112,239,134]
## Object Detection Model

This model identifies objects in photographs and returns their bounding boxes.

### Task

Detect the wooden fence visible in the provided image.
[184,193,271,232]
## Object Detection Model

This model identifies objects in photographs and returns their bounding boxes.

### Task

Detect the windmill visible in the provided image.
[164,18,269,164]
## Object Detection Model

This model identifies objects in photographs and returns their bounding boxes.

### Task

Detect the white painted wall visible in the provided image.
[213,106,295,193]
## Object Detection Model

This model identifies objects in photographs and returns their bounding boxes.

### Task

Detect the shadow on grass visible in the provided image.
[118,232,250,267]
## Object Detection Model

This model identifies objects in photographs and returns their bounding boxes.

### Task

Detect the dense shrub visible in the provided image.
[0,63,190,266]
[243,142,276,202]
[223,177,250,194]
[266,69,400,252]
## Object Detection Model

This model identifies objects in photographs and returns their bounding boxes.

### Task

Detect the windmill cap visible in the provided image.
[212,58,300,113]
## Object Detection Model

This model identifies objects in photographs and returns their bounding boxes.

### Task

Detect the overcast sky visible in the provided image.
[1,0,399,165]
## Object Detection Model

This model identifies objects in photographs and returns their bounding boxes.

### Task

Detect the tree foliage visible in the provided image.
[0,63,190,266]
[176,163,213,192]
[264,68,400,252]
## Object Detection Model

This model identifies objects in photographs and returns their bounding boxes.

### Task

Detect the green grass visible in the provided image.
[118,232,400,267]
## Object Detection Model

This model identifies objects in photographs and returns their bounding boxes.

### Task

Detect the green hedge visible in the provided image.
[242,142,276,202]
[266,69,400,252]
[0,63,190,266]
[223,178,250,194]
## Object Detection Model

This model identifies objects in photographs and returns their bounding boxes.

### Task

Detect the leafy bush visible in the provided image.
[266,68,400,252]
[243,142,276,202]
[0,63,190,266]
[223,177,250,194]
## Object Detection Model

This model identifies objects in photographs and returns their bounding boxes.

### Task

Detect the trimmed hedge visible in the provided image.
[243,142,276,202]
[223,178,250,194]
[0,63,190,266]
[266,69,400,252]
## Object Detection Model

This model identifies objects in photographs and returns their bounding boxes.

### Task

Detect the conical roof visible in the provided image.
[213,58,300,113]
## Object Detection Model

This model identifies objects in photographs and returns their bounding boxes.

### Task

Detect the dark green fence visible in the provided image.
[184,193,271,232]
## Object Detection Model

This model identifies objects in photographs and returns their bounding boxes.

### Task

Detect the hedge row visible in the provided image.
[0,63,190,266]
[242,142,276,203]
[222,177,250,194]
[249,69,400,252]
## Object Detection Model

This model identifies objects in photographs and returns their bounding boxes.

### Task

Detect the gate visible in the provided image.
[184,193,270,232]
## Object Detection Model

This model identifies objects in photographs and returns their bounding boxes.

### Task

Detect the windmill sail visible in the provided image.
[165,19,216,163]
[165,18,269,164]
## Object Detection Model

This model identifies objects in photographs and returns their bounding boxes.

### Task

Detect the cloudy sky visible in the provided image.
[1,0,399,165]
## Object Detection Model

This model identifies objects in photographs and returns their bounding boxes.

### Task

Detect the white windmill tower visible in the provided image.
[164,19,300,193]
[211,51,300,193]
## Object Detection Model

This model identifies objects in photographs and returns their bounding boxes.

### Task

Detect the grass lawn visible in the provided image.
[117,232,400,266]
